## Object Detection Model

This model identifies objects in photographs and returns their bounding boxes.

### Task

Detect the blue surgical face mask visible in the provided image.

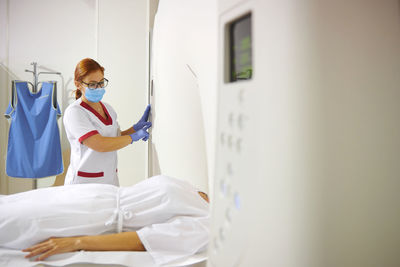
[85,87,105,103]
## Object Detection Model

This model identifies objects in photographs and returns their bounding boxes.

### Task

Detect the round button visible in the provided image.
[220,179,227,196]
[234,192,241,210]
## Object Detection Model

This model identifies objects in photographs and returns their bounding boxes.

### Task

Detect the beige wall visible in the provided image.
[0,0,8,195]
[316,1,400,266]
[97,0,148,187]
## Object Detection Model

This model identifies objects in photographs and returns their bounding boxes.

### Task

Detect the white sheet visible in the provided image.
[0,175,209,266]
[0,248,207,267]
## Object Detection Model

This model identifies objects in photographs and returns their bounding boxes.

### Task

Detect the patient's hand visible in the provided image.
[23,232,145,261]
[23,236,81,261]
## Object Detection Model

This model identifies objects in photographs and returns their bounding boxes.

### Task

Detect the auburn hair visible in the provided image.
[74,58,105,99]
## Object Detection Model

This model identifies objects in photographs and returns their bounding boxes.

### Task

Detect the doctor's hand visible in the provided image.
[23,236,81,261]
[130,125,151,143]
[133,104,152,131]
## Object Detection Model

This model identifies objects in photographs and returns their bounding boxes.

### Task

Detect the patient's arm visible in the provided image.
[23,232,145,261]
[79,232,146,252]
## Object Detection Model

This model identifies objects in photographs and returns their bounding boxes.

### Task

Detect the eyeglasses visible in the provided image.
[81,78,109,89]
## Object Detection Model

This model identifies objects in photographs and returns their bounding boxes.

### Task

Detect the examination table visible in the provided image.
[0,248,207,267]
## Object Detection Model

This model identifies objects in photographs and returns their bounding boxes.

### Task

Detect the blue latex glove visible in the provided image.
[129,125,150,143]
[133,104,152,131]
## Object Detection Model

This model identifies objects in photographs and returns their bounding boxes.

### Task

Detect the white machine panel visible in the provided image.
[149,0,218,192]
[209,0,400,267]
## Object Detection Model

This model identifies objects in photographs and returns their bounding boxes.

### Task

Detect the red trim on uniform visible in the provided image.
[80,101,113,126]
[79,130,99,143]
[77,171,104,178]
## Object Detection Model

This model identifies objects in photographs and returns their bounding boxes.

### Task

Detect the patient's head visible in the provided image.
[198,191,209,203]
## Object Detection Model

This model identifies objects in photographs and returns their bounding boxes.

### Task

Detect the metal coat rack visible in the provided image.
[25,62,62,189]
[25,62,61,92]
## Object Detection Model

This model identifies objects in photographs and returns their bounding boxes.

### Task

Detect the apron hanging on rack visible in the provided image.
[4,80,63,178]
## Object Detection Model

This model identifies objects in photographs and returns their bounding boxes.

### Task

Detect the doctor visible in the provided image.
[63,58,151,185]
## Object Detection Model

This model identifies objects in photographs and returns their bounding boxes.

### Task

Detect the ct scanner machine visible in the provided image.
[149,0,400,266]
[208,0,400,267]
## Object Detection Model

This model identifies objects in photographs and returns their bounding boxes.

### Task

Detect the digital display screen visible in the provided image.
[229,13,252,82]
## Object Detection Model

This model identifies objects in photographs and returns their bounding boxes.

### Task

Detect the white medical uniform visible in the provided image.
[63,98,121,185]
[0,175,210,266]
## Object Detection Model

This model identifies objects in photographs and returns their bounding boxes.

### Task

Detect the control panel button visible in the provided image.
[220,179,227,196]
[234,192,241,210]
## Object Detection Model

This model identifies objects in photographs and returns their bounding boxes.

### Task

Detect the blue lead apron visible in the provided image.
[4,81,63,178]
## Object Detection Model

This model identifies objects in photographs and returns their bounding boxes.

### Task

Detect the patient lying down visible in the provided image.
[0,175,210,265]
